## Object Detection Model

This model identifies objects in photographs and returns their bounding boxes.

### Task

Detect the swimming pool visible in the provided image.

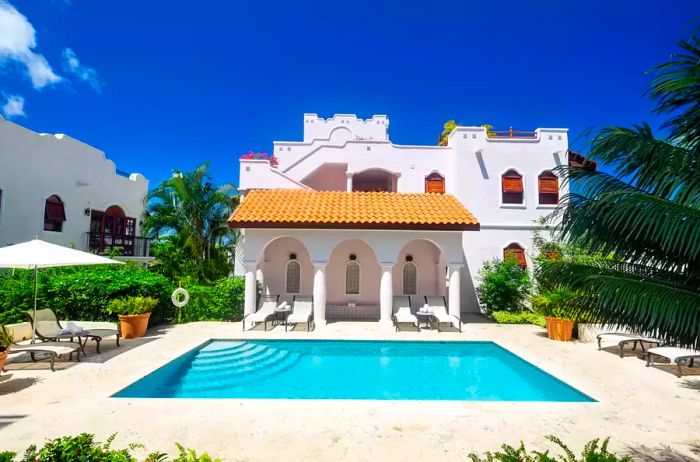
[113,340,594,401]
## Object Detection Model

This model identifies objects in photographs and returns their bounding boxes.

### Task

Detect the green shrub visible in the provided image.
[0,266,174,325]
[491,310,546,328]
[1,433,220,462]
[477,259,532,313]
[532,288,576,319]
[108,296,160,316]
[179,277,244,322]
[469,436,630,462]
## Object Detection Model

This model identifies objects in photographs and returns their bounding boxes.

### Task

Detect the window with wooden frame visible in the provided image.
[504,243,527,269]
[345,261,360,294]
[538,171,559,205]
[425,172,445,194]
[501,170,523,204]
[43,195,66,232]
[285,259,301,294]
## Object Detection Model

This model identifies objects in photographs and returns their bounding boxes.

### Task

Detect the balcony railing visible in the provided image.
[487,128,538,139]
[86,232,152,257]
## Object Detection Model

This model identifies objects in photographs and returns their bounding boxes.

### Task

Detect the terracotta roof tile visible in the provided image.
[228,189,479,230]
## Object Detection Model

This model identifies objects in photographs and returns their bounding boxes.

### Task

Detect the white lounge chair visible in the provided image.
[597,332,662,357]
[286,295,314,331]
[7,341,81,372]
[243,295,282,331]
[392,296,419,331]
[646,346,700,377]
[424,296,461,332]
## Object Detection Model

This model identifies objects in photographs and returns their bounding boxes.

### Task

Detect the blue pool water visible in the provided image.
[113,340,594,401]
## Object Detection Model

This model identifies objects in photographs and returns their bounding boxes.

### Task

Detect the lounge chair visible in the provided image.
[6,341,81,372]
[286,295,314,331]
[27,309,120,354]
[646,346,700,377]
[424,296,462,332]
[597,332,663,358]
[392,296,419,331]
[243,295,281,331]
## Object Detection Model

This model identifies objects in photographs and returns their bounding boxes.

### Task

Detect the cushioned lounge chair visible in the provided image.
[392,296,419,331]
[27,308,120,354]
[646,346,700,377]
[7,341,81,372]
[243,295,282,331]
[597,332,663,358]
[424,296,461,332]
[286,295,314,331]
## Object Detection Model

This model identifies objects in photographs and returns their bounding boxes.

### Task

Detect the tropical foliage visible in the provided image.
[468,436,630,462]
[107,296,159,316]
[542,33,700,349]
[490,310,546,328]
[477,258,532,313]
[143,163,239,283]
[437,120,457,146]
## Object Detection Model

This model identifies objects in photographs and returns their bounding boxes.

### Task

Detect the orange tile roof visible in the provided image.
[228,189,479,230]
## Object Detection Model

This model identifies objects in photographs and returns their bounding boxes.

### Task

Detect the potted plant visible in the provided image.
[0,325,13,374]
[107,296,159,339]
[532,288,575,341]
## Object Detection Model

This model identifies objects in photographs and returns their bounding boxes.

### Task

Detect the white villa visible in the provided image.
[0,115,149,257]
[230,113,586,326]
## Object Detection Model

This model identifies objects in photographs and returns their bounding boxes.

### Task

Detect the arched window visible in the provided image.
[425,172,445,194]
[345,261,360,294]
[44,195,66,232]
[402,262,417,295]
[538,171,559,205]
[285,259,301,294]
[501,170,524,204]
[504,243,527,269]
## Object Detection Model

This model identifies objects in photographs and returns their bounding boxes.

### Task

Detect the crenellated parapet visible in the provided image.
[303,113,389,143]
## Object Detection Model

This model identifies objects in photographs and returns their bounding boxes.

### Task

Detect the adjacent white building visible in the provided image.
[231,113,580,326]
[0,115,149,257]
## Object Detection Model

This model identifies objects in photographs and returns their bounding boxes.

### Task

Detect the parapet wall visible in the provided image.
[303,114,389,143]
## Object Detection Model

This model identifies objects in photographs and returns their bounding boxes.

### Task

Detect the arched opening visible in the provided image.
[259,237,313,299]
[326,239,381,320]
[88,205,137,255]
[538,171,559,205]
[501,169,524,204]
[352,168,398,192]
[43,195,66,232]
[504,243,527,269]
[393,239,445,307]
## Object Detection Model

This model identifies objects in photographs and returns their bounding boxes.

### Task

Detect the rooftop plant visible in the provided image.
[240,151,278,167]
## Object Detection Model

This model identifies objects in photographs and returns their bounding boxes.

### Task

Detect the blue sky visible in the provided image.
[1,1,698,188]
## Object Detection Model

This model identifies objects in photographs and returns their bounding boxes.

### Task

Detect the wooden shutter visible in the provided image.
[504,245,527,268]
[538,176,558,194]
[425,178,445,194]
[45,197,66,221]
[502,175,523,193]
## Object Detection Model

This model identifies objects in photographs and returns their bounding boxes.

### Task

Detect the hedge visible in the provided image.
[179,277,245,322]
[491,310,546,328]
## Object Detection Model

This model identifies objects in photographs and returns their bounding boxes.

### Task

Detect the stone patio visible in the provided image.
[1,321,699,461]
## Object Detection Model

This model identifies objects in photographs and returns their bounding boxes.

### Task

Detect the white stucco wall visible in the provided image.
[234,114,569,314]
[0,116,148,250]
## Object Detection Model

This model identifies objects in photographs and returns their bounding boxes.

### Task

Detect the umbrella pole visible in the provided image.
[32,265,38,343]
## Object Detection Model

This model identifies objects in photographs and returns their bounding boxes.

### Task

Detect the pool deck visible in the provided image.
[1,321,699,460]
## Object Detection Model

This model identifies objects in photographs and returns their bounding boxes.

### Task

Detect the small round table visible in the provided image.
[415,311,434,330]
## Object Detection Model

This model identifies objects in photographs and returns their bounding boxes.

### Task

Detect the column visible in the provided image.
[313,263,327,326]
[346,172,354,192]
[448,264,462,320]
[244,262,257,320]
[379,263,393,327]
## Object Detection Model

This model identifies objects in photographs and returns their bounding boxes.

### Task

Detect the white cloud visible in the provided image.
[2,94,26,118]
[62,48,102,92]
[0,1,61,89]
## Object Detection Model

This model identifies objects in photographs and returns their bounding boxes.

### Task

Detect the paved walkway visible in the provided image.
[1,321,699,461]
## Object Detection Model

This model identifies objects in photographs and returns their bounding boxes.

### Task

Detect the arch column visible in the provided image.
[244,262,257,320]
[448,264,462,320]
[313,263,327,327]
[379,263,393,328]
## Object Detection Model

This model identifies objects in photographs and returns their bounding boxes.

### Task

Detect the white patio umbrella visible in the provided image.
[0,239,123,341]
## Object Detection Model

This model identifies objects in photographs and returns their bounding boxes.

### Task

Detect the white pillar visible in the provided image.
[448,264,462,320]
[244,262,257,319]
[346,172,354,192]
[379,263,393,327]
[313,263,327,327]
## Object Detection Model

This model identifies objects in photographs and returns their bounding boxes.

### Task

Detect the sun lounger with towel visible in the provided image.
[27,308,120,354]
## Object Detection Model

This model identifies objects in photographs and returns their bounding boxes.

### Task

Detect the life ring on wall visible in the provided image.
[171,288,190,308]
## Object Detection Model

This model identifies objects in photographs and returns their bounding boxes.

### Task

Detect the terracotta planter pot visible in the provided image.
[545,316,574,341]
[0,348,9,375]
[118,313,151,339]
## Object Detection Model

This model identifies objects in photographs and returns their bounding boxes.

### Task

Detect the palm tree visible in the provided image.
[542,33,700,349]
[143,163,239,283]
